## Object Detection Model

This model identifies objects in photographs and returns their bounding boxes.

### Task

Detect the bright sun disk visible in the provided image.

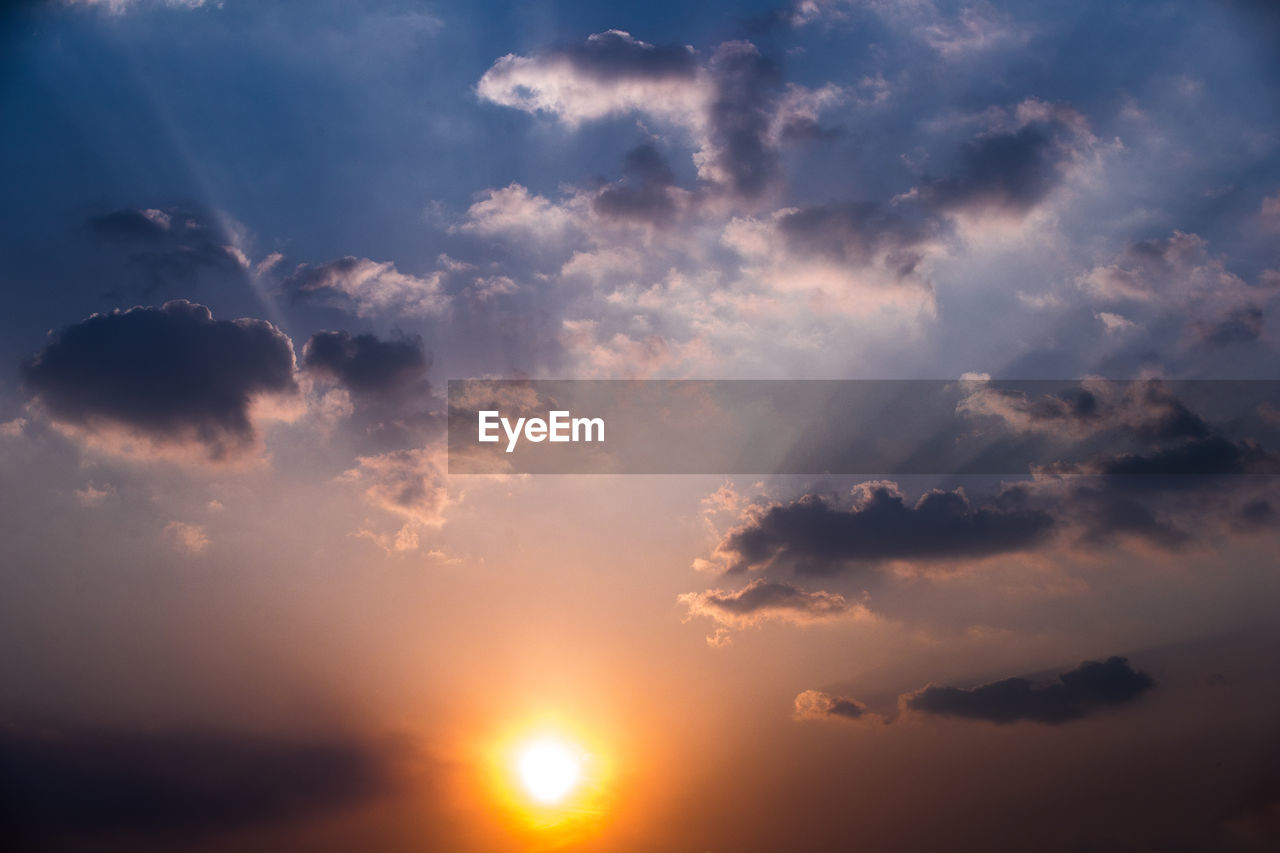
[516,737,582,805]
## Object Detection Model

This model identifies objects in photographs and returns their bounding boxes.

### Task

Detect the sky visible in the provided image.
[1,0,1279,850]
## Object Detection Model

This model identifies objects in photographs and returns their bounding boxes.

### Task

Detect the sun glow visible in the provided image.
[516,737,582,804]
[483,716,615,841]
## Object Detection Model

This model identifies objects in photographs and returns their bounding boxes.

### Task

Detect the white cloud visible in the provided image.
[165,521,209,554]
[287,256,447,318]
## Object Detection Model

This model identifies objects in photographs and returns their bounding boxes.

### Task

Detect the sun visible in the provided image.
[483,717,613,836]
[515,736,583,805]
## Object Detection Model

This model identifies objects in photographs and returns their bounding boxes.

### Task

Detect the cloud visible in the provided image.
[591,143,692,226]
[904,656,1154,724]
[1262,192,1280,230]
[723,204,941,315]
[712,482,1053,574]
[0,724,396,844]
[476,30,702,128]
[769,200,939,282]
[477,31,841,199]
[74,481,115,506]
[793,689,871,721]
[285,257,446,318]
[341,447,451,550]
[63,0,207,13]
[959,381,1280,546]
[164,521,209,554]
[1079,231,1277,346]
[963,381,1279,474]
[21,301,298,462]
[699,41,784,197]
[1193,305,1265,346]
[788,0,1032,59]
[1096,311,1134,333]
[911,100,1094,221]
[796,657,1155,728]
[455,183,584,243]
[302,331,429,400]
[678,578,860,630]
[87,207,251,296]
[915,3,1031,58]
[1090,436,1279,477]
[959,379,1213,442]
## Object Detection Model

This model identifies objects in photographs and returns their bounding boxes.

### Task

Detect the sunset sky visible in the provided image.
[2,0,1280,850]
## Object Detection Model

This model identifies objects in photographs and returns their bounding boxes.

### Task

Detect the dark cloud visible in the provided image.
[479,32,834,200]
[962,380,1213,442]
[21,300,297,461]
[592,144,682,224]
[679,578,852,628]
[0,724,397,844]
[1194,305,1265,346]
[794,689,871,721]
[717,485,1054,574]
[1066,482,1191,548]
[1097,435,1279,477]
[555,28,698,80]
[776,201,939,280]
[1127,387,1214,443]
[87,207,248,296]
[302,331,429,398]
[89,209,174,241]
[918,118,1080,217]
[706,41,784,198]
[905,656,1154,724]
[694,578,848,617]
[1235,498,1276,530]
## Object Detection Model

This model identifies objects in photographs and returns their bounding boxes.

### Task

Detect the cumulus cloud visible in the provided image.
[164,521,209,554]
[454,183,585,243]
[21,301,298,462]
[477,30,702,128]
[1085,436,1279,478]
[1079,231,1277,346]
[958,379,1213,442]
[0,724,396,844]
[591,143,692,226]
[723,204,941,316]
[711,482,1053,575]
[478,30,841,199]
[302,331,429,400]
[87,207,252,295]
[341,447,450,550]
[910,100,1095,222]
[796,657,1154,728]
[904,656,1154,724]
[961,380,1280,477]
[678,578,860,630]
[286,257,446,318]
[793,689,871,721]
[1097,311,1134,333]
[958,380,1280,546]
[698,41,784,197]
